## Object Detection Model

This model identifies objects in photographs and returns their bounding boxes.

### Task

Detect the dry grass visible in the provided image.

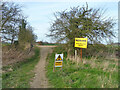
[2,46,34,66]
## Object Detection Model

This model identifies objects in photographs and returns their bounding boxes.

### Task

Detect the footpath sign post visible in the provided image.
[53,53,63,72]
[75,38,88,62]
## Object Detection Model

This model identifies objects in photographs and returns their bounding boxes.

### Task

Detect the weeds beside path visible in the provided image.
[2,47,40,88]
[46,47,118,88]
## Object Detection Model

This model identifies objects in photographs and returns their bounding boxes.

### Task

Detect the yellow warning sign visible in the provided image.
[56,55,62,61]
[54,54,63,68]
[75,38,88,48]
[55,61,62,67]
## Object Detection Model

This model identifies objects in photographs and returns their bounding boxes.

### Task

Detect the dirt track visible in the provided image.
[31,46,54,88]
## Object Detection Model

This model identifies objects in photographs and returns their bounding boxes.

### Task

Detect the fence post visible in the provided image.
[75,49,77,61]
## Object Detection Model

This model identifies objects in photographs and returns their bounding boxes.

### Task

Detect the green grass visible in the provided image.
[2,43,11,47]
[2,47,40,88]
[46,47,118,88]
[0,74,1,89]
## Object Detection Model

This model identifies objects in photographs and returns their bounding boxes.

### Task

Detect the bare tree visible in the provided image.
[48,3,116,43]
[1,2,23,44]
[47,3,116,53]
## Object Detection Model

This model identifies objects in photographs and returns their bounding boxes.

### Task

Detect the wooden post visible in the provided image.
[61,66,62,70]
[75,49,79,64]
[75,49,77,60]
[81,48,82,62]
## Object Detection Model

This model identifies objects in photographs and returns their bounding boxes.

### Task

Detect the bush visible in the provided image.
[81,44,116,59]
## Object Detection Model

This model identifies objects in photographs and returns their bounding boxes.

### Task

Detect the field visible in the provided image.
[2,47,40,88]
[46,45,118,88]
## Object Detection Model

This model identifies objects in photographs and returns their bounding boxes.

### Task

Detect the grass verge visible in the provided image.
[46,47,118,88]
[2,47,40,88]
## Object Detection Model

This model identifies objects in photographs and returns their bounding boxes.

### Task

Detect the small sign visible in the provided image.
[55,54,63,61]
[55,61,62,67]
[75,38,88,48]
[55,54,63,67]
[56,55,62,60]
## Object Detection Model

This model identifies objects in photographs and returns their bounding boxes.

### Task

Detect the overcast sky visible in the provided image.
[12,0,118,44]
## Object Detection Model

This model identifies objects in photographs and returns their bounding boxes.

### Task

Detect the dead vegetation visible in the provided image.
[2,45,34,66]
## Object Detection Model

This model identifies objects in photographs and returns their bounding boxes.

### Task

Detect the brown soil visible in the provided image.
[30,46,54,88]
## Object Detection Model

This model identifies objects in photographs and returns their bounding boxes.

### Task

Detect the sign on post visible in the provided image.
[74,38,88,63]
[75,38,88,48]
[55,61,63,67]
[55,54,63,67]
